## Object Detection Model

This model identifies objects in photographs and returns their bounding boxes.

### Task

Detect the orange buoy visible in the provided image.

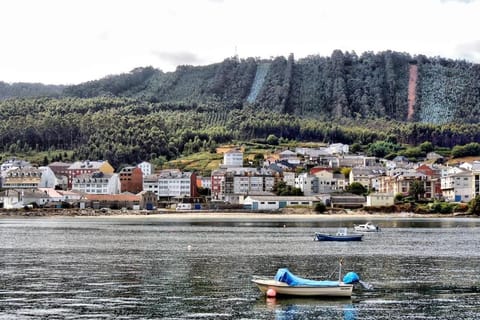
[266,288,276,297]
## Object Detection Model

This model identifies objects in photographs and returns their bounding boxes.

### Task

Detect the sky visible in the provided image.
[1,0,480,85]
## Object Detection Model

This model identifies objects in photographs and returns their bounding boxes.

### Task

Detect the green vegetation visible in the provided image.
[468,195,480,215]
[314,201,327,213]
[346,182,368,196]
[2,51,480,171]
[272,181,303,196]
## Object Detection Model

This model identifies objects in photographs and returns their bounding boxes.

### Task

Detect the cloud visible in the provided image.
[151,50,205,67]
[455,40,480,62]
[440,0,477,3]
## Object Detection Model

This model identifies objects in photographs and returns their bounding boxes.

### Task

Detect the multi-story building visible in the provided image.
[313,169,346,193]
[196,176,212,190]
[295,173,317,196]
[211,169,226,200]
[2,167,43,189]
[143,174,160,196]
[47,161,71,189]
[137,161,154,176]
[378,171,428,198]
[349,167,385,190]
[48,161,72,178]
[441,170,473,202]
[282,171,296,187]
[143,170,198,199]
[211,167,276,201]
[416,164,442,199]
[72,172,120,195]
[232,174,275,194]
[66,160,114,189]
[223,149,243,168]
[119,166,143,194]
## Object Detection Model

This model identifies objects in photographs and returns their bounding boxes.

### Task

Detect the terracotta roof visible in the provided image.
[85,194,141,201]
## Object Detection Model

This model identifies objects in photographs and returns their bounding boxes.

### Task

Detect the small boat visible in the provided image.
[353,222,380,232]
[314,228,363,241]
[252,263,361,297]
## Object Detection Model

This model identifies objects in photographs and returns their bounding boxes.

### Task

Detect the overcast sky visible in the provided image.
[1,0,479,85]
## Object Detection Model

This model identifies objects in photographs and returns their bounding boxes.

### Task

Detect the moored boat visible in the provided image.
[353,222,380,232]
[314,228,363,241]
[252,266,361,297]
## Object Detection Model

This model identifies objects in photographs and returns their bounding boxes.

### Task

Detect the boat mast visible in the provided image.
[338,258,343,282]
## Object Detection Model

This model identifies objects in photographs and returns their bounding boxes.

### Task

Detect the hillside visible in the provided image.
[0,81,64,100]
[2,51,480,124]
[2,50,480,169]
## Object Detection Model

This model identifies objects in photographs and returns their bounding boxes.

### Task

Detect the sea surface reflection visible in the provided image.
[0,216,479,319]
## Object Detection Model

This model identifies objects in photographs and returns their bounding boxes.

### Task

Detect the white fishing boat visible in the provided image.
[252,261,363,297]
[251,275,354,297]
[353,222,380,232]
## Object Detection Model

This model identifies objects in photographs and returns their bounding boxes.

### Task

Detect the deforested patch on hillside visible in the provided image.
[407,63,418,121]
[246,63,270,103]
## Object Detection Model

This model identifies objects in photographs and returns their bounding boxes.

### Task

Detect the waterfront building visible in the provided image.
[72,171,120,195]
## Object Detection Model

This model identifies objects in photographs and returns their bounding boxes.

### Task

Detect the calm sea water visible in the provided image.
[0,215,479,320]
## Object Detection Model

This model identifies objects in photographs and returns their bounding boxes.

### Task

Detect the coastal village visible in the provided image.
[0,143,478,213]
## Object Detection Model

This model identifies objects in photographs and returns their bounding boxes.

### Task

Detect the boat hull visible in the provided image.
[252,279,353,297]
[314,233,363,241]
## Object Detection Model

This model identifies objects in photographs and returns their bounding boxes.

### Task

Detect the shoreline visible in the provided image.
[0,208,476,219]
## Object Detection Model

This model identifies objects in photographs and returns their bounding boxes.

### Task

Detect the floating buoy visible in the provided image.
[283,224,286,228]
[266,288,276,297]
[187,245,192,251]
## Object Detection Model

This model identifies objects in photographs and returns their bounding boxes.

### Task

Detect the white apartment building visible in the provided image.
[144,170,195,198]
[295,173,317,196]
[223,149,243,167]
[441,170,473,202]
[72,172,120,194]
[137,161,154,176]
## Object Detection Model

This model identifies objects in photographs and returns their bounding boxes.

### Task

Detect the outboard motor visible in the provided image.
[343,272,360,284]
[343,272,373,289]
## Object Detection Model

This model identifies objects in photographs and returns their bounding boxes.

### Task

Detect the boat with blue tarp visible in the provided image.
[252,266,362,297]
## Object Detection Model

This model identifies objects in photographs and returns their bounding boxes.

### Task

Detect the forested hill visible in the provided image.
[2,50,480,124]
[0,81,64,100]
[55,51,480,124]
[3,50,480,169]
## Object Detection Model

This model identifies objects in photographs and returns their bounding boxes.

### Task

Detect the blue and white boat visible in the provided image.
[314,228,363,241]
[252,267,361,297]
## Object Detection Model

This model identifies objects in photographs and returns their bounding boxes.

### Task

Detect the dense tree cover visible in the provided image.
[0,81,64,100]
[416,57,480,124]
[4,51,480,124]
[451,142,480,158]
[3,96,480,170]
[63,67,158,98]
